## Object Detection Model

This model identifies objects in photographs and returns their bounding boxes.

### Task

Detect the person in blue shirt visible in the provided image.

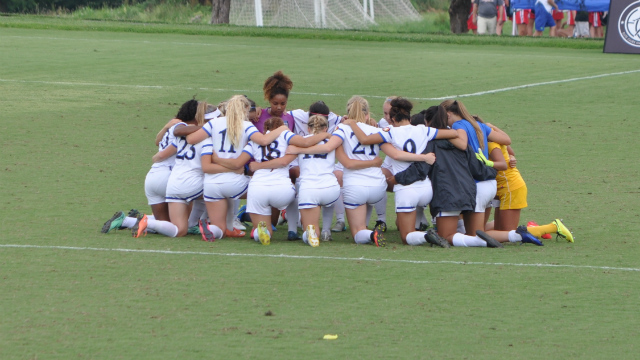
[440,99,512,242]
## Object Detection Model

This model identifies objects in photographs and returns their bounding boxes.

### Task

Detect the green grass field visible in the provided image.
[1,17,640,359]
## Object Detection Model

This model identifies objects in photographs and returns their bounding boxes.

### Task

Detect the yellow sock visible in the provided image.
[527,223,558,238]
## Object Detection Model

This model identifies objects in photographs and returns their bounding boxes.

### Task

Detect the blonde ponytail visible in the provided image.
[307,115,328,135]
[226,95,250,148]
[195,101,208,126]
[346,96,370,123]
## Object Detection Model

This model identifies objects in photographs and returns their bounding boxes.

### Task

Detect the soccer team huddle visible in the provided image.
[102,70,574,248]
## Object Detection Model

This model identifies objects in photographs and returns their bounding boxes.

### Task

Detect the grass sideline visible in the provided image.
[0,14,605,49]
[1,25,639,358]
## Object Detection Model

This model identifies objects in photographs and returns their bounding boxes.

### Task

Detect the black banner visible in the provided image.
[604,0,640,54]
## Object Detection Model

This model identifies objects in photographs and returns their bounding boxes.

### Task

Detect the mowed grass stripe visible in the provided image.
[2,67,640,101]
[3,244,639,272]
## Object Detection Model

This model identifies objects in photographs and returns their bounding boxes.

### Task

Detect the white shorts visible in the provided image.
[165,173,203,204]
[334,162,344,172]
[394,180,433,213]
[477,16,497,35]
[475,180,497,212]
[298,184,341,209]
[342,184,386,210]
[436,210,462,217]
[144,166,171,205]
[203,176,250,202]
[489,199,500,208]
[246,184,296,216]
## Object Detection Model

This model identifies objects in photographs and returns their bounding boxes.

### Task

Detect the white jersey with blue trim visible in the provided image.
[333,123,385,187]
[170,135,209,182]
[243,130,296,186]
[378,124,439,176]
[297,136,338,189]
[289,109,342,136]
[202,118,259,184]
[152,122,181,169]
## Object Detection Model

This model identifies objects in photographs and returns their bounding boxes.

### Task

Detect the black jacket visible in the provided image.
[394,139,497,217]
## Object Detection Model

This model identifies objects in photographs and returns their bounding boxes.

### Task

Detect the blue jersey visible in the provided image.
[452,119,492,158]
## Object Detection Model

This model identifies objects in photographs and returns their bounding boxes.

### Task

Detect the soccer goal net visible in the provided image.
[229,0,421,30]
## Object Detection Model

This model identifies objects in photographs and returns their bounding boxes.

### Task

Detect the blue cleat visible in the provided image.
[517,225,544,246]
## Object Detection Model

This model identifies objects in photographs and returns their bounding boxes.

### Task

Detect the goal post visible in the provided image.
[230,0,420,29]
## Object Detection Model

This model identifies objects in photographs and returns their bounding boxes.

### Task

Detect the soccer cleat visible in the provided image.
[287,231,301,241]
[225,228,246,238]
[375,220,387,233]
[102,211,125,233]
[320,230,332,242]
[131,214,148,238]
[417,222,429,232]
[331,220,346,232]
[372,227,386,247]
[516,225,544,246]
[425,229,450,248]
[277,209,287,225]
[553,219,574,243]
[307,225,320,247]
[527,221,552,240]
[236,205,248,222]
[272,224,277,232]
[127,209,140,218]
[199,220,215,242]
[187,225,201,235]
[476,230,503,248]
[233,217,246,231]
[257,221,270,245]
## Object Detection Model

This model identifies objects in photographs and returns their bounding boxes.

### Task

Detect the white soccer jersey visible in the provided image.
[333,123,385,187]
[243,130,296,186]
[152,122,182,169]
[202,118,259,184]
[297,136,338,189]
[167,136,209,191]
[289,109,342,136]
[378,118,390,128]
[378,124,438,176]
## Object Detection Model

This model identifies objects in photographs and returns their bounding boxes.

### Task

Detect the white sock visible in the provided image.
[366,205,373,227]
[354,229,373,244]
[322,205,334,232]
[405,231,427,246]
[335,191,345,222]
[207,224,224,239]
[508,230,522,242]
[188,199,207,228]
[374,194,387,222]
[457,218,466,234]
[302,231,309,244]
[452,233,487,247]
[252,228,259,242]
[415,206,425,229]
[147,218,179,238]
[233,198,241,214]
[286,199,299,233]
[122,217,137,229]
[226,198,235,230]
